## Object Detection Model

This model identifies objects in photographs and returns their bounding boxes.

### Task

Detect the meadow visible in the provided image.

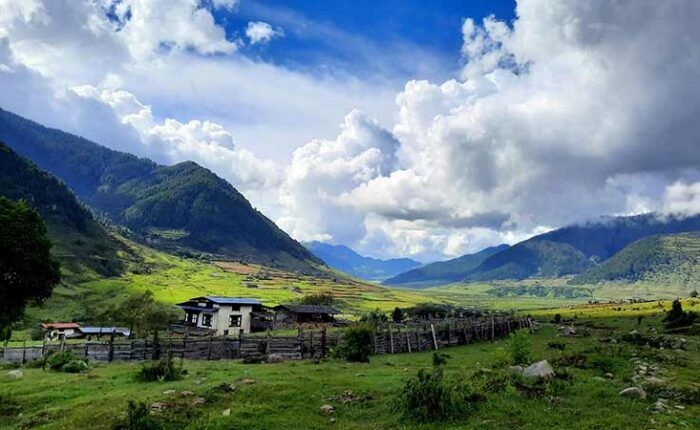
[2,313,699,429]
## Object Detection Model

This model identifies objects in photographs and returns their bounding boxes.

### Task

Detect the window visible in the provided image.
[202,314,212,327]
[186,312,198,324]
[229,315,241,327]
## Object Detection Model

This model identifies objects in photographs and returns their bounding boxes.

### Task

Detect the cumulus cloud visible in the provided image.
[278,0,700,261]
[245,21,283,45]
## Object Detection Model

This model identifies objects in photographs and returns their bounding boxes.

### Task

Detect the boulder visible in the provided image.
[163,389,177,396]
[561,326,577,336]
[191,397,206,407]
[180,390,195,397]
[320,404,336,415]
[6,370,23,379]
[522,360,555,380]
[619,387,646,399]
[222,408,231,416]
[266,353,285,364]
[509,365,524,374]
[150,402,166,411]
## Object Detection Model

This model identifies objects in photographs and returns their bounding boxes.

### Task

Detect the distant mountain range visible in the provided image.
[0,142,123,281]
[304,241,421,281]
[385,214,700,287]
[0,108,322,272]
[382,245,509,287]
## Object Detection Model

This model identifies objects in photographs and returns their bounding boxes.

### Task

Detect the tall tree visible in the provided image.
[0,197,60,333]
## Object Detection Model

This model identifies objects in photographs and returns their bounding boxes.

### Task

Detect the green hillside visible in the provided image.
[0,142,123,282]
[383,245,508,287]
[0,108,321,272]
[466,240,593,281]
[572,232,700,285]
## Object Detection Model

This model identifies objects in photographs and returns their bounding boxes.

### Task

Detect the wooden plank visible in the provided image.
[430,324,438,350]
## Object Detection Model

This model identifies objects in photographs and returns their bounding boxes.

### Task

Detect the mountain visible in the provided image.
[0,142,123,281]
[382,245,509,287]
[305,241,421,281]
[464,213,700,282]
[572,232,700,285]
[0,108,322,272]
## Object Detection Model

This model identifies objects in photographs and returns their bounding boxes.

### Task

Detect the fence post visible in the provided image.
[85,342,89,358]
[207,334,214,360]
[59,334,65,352]
[445,323,451,346]
[405,330,412,353]
[321,327,327,357]
[389,325,395,354]
[297,328,304,358]
[108,331,115,362]
[21,341,26,365]
[181,330,187,359]
[430,324,438,350]
[491,318,495,340]
[415,330,421,351]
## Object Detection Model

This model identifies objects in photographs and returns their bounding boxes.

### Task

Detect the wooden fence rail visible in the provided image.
[1,317,530,364]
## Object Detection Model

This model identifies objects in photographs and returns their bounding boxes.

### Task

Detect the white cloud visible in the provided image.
[245,21,283,45]
[663,181,700,216]
[277,0,700,261]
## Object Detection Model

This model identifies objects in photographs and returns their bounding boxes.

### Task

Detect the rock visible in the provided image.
[180,390,195,397]
[592,376,607,382]
[330,417,336,423]
[266,353,285,364]
[604,372,614,379]
[628,329,640,336]
[238,378,256,385]
[522,360,555,380]
[151,402,166,411]
[653,399,669,412]
[191,397,206,407]
[163,389,176,396]
[320,404,336,415]
[509,365,524,374]
[561,326,577,336]
[645,376,666,386]
[6,370,23,379]
[619,387,647,399]
[222,409,231,416]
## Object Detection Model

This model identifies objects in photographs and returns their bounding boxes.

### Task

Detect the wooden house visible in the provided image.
[273,304,339,324]
[41,322,80,340]
[175,296,269,335]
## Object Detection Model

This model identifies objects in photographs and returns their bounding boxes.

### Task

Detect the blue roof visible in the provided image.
[205,297,261,305]
[78,327,131,336]
[177,305,219,313]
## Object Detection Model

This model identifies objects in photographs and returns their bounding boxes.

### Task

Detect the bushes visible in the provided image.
[136,350,185,382]
[396,353,477,423]
[113,401,160,430]
[334,324,374,362]
[663,299,698,329]
[42,351,89,373]
[508,329,532,365]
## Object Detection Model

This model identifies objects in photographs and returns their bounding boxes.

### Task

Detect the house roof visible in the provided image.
[78,327,131,336]
[176,305,219,313]
[275,305,340,315]
[177,296,262,306]
[41,322,80,330]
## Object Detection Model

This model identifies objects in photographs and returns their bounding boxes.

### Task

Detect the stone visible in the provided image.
[619,387,647,399]
[266,353,285,364]
[628,329,640,336]
[163,389,176,396]
[180,390,195,397]
[151,402,166,411]
[320,404,336,414]
[222,409,231,416]
[192,397,206,407]
[238,378,256,385]
[522,360,555,380]
[645,376,666,386]
[592,376,607,382]
[509,365,524,374]
[561,326,577,336]
[604,372,614,379]
[653,399,668,412]
[6,370,23,379]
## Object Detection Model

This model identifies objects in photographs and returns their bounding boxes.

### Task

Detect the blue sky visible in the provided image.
[214,0,516,82]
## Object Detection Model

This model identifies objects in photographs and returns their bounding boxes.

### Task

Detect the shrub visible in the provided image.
[333,324,374,362]
[62,359,89,373]
[663,299,698,329]
[359,309,388,325]
[45,351,76,371]
[551,314,562,324]
[300,292,335,306]
[113,401,161,430]
[136,350,184,382]
[508,329,532,365]
[397,353,477,423]
[391,307,404,322]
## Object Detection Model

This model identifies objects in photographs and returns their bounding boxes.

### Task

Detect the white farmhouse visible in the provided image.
[175,297,268,335]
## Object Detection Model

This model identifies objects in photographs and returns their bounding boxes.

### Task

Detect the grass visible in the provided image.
[2,314,699,429]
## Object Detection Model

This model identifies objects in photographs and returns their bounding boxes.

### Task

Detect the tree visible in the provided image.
[391,307,404,322]
[691,290,698,298]
[0,197,60,333]
[96,290,175,338]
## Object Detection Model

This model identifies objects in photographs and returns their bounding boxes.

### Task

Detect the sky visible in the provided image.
[1,0,700,263]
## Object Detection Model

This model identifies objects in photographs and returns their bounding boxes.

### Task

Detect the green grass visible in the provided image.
[2,315,699,429]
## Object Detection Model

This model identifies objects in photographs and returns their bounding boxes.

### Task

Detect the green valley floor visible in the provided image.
[2,314,699,429]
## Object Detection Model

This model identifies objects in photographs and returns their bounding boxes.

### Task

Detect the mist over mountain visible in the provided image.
[0,108,322,272]
[305,241,421,281]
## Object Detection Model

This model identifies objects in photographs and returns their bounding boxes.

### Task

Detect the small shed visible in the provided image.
[41,322,80,340]
[78,327,131,340]
[274,305,339,324]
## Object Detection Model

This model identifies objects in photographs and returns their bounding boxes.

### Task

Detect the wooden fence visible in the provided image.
[1,317,531,364]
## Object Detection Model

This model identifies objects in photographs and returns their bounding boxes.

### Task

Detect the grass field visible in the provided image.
[2,313,699,429]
